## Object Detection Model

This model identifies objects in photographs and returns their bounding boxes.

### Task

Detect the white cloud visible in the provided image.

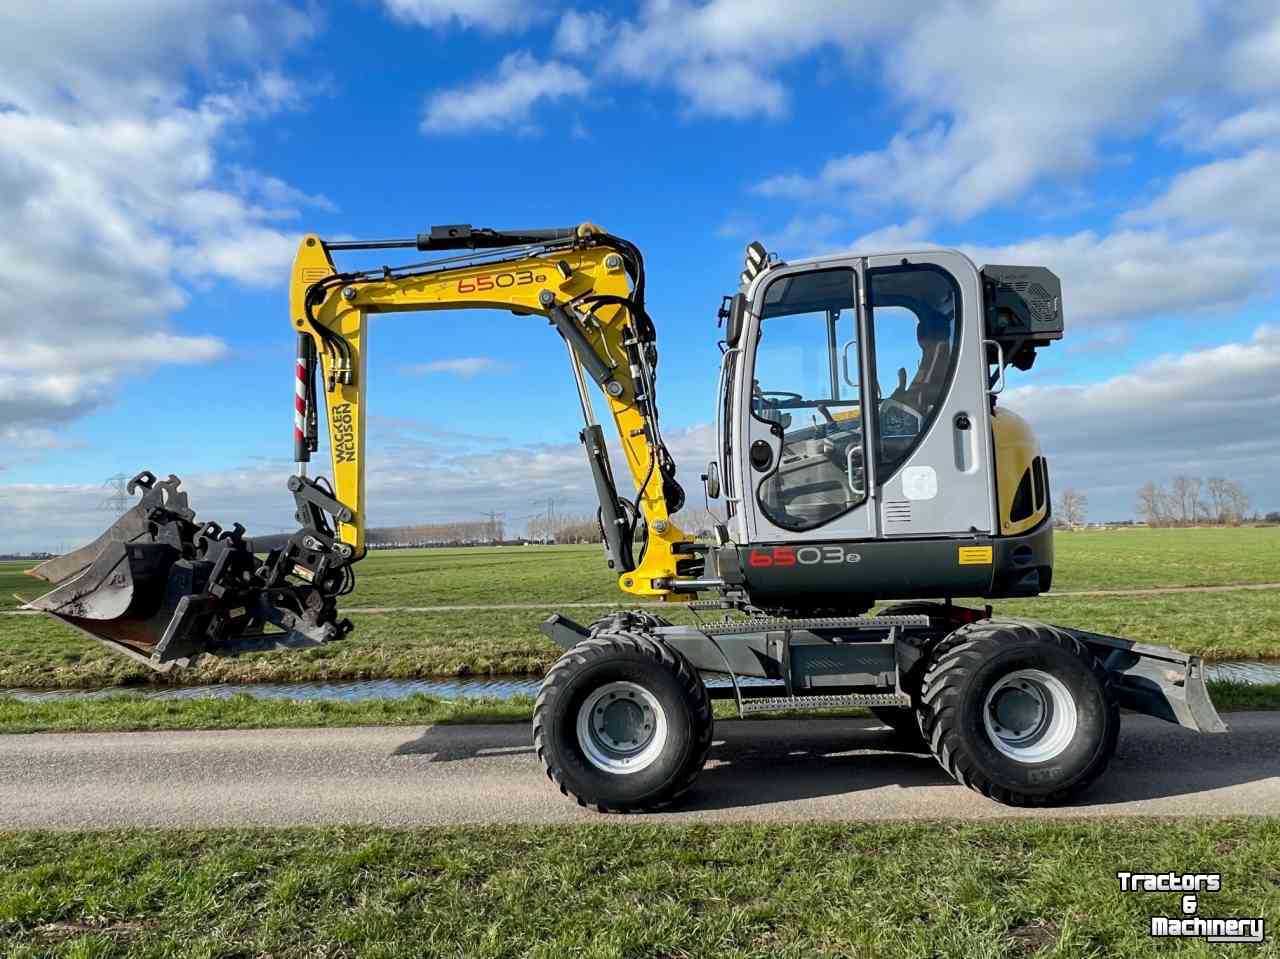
[1129,148,1280,234]
[1004,325,1280,517]
[1222,2,1280,95]
[685,1,1279,223]
[749,0,1212,220]
[402,357,513,377]
[963,228,1270,326]
[554,10,611,55]
[0,421,721,553]
[555,1,898,120]
[0,2,322,440]
[383,0,542,32]
[672,61,787,119]
[1202,107,1280,149]
[421,52,589,133]
[0,2,315,115]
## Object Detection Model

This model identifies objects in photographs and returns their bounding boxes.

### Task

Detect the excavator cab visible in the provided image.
[707,248,1065,609]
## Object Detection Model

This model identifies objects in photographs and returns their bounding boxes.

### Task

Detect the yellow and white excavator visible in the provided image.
[26,223,1225,811]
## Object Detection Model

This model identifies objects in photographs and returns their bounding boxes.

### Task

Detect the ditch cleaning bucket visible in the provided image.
[23,471,350,672]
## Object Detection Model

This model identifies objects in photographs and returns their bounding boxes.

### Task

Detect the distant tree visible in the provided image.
[553,515,604,544]
[1169,476,1207,525]
[1206,477,1230,524]
[1266,511,1280,525]
[1055,488,1088,528]
[1222,482,1250,526]
[1136,481,1170,526]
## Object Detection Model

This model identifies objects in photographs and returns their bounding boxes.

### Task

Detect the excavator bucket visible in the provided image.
[24,471,351,672]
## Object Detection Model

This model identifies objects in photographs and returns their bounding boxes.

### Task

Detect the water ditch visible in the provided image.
[4,660,1279,703]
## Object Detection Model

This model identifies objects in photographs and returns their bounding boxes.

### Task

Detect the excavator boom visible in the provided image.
[26,224,693,670]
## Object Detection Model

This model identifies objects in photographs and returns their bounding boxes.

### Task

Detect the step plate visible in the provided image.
[739,692,911,714]
[700,614,931,636]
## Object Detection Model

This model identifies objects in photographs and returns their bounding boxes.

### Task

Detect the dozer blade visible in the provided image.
[24,470,352,672]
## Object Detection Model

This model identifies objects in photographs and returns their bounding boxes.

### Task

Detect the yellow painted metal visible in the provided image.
[287,228,689,598]
[991,405,1046,536]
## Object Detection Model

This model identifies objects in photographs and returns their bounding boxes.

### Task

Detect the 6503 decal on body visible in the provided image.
[748,545,862,568]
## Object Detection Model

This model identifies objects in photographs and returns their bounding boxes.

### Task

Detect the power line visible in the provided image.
[469,510,506,542]
[100,473,131,515]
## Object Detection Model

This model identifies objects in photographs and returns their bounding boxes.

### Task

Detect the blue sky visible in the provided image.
[2,0,1279,551]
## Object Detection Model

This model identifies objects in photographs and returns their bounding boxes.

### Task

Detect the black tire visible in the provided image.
[918,618,1119,806]
[869,706,925,743]
[533,631,713,813]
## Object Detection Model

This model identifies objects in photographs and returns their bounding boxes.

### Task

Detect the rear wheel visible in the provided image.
[918,618,1118,805]
[533,632,712,812]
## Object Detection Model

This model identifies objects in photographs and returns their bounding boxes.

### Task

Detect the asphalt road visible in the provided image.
[1,713,1277,828]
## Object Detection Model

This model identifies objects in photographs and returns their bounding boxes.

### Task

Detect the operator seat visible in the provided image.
[892,311,952,415]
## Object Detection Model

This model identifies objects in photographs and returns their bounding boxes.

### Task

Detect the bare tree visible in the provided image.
[1169,476,1206,525]
[553,514,604,544]
[1206,477,1229,524]
[1136,481,1170,526]
[1223,481,1251,526]
[1055,488,1088,528]
[1140,476,1252,527]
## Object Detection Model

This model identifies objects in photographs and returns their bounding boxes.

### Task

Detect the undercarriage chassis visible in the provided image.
[540,608,1227,735]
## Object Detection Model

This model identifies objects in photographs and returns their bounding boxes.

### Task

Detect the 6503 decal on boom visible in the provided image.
[456,269,547,293]
[748,546,863,568]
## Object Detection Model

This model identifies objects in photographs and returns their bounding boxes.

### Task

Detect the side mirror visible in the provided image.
[725,293,746,346]
[702,460,721,499]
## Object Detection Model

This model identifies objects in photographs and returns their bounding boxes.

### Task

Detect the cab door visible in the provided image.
[862,251,994,538]
[734,251,994,545]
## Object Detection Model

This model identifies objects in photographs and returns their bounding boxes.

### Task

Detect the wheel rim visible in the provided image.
[575,681,668,775]
[982,668,1078,763]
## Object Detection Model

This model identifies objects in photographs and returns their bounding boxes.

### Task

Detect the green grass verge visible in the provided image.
[2,821,1278,957]
[4,586,1280,689]
[0,681,1273,735]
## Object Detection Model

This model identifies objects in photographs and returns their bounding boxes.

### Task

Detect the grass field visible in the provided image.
[2,528,1278,690]
[2,820,1277,957]
[4,526,1279,611]
[3,588,1279,690]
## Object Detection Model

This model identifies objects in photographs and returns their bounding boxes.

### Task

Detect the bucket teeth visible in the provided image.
[24,470,351,671]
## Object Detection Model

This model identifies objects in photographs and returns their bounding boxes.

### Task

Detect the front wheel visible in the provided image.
[533,632,712,812]
[918,619,1119,806]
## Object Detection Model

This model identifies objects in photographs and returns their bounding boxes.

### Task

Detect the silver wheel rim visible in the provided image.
[575,681,668,775]
[982,668,1078,763]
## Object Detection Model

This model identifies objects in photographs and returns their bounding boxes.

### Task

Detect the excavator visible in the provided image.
[25,223,1226,811]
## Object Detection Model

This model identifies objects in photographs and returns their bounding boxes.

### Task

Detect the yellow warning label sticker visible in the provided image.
[958,546,993,565]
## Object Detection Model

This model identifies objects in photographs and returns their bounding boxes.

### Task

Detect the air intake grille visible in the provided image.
[1010,280,1056,325]
[884,500,912,524]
